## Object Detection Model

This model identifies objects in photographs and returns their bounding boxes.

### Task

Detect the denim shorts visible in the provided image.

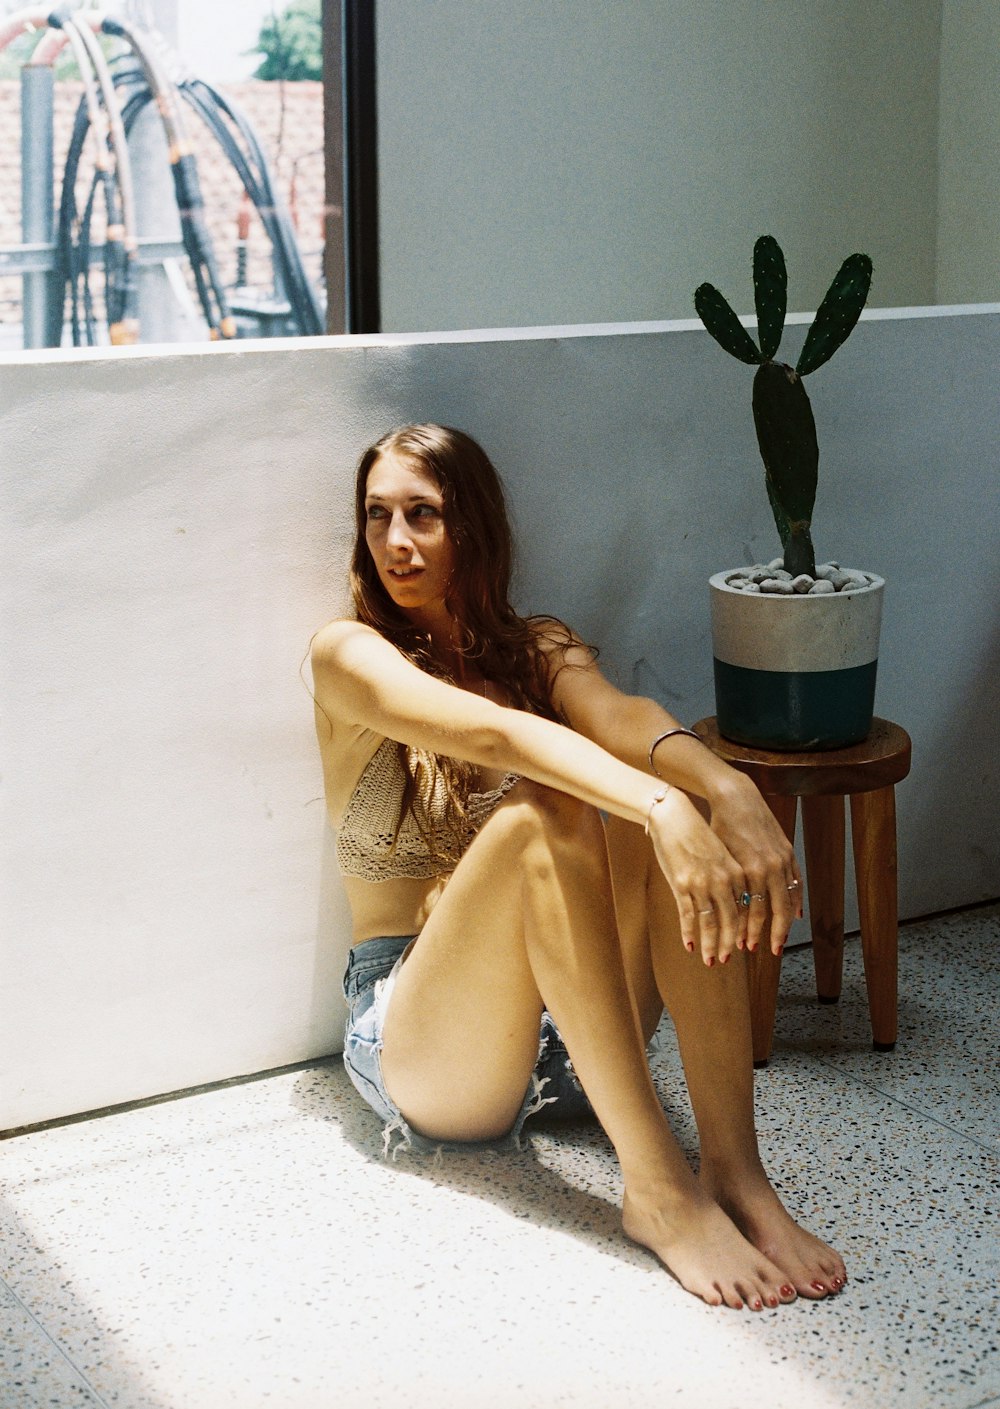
[342,934,594,1158]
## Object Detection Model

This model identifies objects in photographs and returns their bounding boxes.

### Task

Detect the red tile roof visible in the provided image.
[0,77,325,335]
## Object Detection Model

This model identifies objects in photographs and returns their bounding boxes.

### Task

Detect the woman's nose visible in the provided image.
[386,510,412,551]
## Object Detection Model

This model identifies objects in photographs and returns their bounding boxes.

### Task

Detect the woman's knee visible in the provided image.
[501,781,607,873]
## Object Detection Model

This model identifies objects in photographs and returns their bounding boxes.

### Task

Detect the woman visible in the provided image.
[311,424,846,1311]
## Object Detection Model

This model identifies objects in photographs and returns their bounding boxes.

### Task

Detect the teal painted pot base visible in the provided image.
[713,659,879,751]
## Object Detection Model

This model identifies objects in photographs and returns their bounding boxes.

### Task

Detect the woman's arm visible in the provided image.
[312,620,754,962]
[544,632,802,953]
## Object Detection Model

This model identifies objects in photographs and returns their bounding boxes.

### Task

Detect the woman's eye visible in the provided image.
[365,505,387,521]
[411,504,439,519]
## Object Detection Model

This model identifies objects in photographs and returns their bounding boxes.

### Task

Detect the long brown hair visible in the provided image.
[350,424,582,854]
[351,423,573,716]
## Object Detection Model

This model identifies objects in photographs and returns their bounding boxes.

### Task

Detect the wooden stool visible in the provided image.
[692,717,912,1066]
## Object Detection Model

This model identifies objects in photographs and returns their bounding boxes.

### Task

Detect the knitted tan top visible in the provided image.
[336,736,520,882]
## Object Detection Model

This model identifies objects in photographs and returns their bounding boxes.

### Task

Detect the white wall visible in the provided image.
[3,309,999,1132]
[376,0,943,330]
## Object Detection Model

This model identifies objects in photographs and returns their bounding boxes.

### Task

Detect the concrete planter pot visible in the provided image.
[709,569,885,750]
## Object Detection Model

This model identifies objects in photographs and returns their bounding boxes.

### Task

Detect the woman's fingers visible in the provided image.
[694,901,720,964]
[741,883,770,953]
[765,859,804,955]
[677,894,701,955]
[692,874,745,967]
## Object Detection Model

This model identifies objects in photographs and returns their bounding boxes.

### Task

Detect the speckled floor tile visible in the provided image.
[0,1276,106,1408]
[0,905,997,1409]
[770,904,1000,1150]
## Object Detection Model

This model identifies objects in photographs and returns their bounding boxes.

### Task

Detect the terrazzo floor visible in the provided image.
[2,903,998,1409]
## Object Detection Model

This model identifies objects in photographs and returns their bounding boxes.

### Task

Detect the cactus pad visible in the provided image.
[694,283,762,366]
[752,361,819,577]
[796,252,872,377]
[753,235,787,360]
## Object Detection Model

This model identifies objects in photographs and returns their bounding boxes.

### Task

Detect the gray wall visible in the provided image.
[376,0,945,330]
[936,2,1000,303]
[3,309,998,1130]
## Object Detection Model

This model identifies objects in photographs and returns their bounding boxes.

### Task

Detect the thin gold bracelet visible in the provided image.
[648,727,702,778]
[644,785,672,836]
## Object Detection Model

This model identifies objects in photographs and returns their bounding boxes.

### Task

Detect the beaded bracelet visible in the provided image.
[648,727,702,778]
[644,785,672,836]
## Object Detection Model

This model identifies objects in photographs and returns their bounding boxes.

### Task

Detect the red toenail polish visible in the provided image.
[781,1285,795,1297]
[811,1281,827,1293]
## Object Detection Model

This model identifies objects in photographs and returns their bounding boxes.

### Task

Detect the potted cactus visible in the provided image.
[695,235,883,750]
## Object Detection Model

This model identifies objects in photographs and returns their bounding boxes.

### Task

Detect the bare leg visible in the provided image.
[380,783,794,1310]
[605,813,847,1299]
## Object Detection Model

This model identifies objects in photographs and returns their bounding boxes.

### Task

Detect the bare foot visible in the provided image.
[705,1171,847,1300]
[622,1186,797,1311]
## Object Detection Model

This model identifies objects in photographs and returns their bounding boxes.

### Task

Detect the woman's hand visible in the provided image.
[645,788,753,967]
[705,771,803,957]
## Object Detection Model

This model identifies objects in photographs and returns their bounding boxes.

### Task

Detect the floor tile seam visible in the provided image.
[800,1050,1000,1155]
[0,1269,112,1409]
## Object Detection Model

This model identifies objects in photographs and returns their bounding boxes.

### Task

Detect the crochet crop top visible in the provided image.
[336,736,520,882]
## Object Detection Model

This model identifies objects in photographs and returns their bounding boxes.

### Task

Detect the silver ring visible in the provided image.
[738,892,752,908]
[697,907,714,915]
[748,892,766,902]
[787,880,801,891]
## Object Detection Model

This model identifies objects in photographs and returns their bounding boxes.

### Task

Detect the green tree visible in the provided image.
[252,0,322,82]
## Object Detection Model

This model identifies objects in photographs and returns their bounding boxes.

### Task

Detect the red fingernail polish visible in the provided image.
[706,956,715,968]
[685,940,695,952]
[720,953,730,965]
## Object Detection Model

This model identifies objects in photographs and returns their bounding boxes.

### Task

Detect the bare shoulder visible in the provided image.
[310,619,391,677]
[312,617,376,658]
[309,620,398,730]
[529,617,626,730]
[529,615,598,674]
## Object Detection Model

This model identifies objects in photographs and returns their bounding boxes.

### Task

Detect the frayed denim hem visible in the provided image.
[376,1062,559,1163]
[342,934,594,1162]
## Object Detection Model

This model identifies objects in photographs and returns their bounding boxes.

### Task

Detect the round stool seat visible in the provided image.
[693,717,911,797]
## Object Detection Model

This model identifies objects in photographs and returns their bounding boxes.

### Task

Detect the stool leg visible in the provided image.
[747,793,797,1067]
[850,786,899,1051]
[801,794,846,1003]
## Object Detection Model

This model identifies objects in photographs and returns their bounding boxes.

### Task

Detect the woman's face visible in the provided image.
[363,451,456,625]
